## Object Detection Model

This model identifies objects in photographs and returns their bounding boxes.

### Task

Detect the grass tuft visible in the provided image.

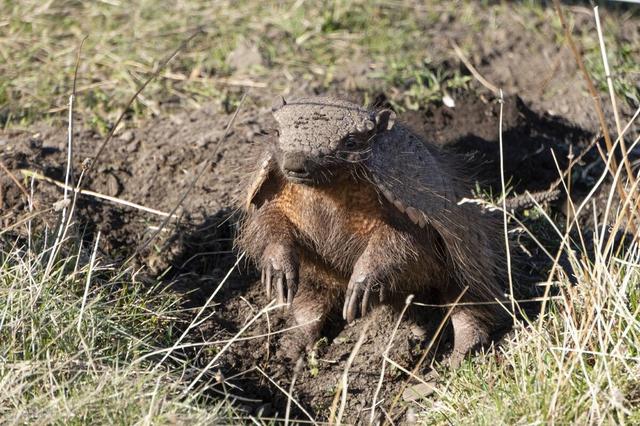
[0,233,232,424]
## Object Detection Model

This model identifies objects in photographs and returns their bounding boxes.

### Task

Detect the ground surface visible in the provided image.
[1,1,639,423]
[0,92,616,422]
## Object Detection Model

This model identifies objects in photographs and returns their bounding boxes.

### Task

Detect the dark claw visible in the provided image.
[261,244,299,307]
[264,264,273,300]
[345,289,360,323]
[286,271,298,307]
[343,276,368,323]
[361,286,371,316]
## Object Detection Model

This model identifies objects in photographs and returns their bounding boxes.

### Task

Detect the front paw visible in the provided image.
[261,243,298,307]
[342,268,385,324]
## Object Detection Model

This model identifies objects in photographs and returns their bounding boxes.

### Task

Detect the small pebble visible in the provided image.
[106,174,119,197]
[196,135,211,148]
[119,130,135,143]
[405,407,417,424]
[409,323,427,338]
[125,140,139,153]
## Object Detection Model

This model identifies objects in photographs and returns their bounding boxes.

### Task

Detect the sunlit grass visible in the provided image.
[0,232,232,423]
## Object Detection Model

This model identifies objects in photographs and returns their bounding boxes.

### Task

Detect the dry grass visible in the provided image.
[3,1,635,132]
[1,1,639,424]
[0,233,235,423]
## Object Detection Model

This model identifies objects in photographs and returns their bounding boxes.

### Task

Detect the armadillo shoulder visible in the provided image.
[366,125,456,227]
[366,125,505,301]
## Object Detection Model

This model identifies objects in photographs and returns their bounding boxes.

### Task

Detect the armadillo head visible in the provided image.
[271,96,395,185]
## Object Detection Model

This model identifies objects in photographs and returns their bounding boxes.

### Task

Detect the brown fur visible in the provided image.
[236,96,513,365]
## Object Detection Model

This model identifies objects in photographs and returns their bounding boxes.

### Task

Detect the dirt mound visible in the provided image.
[1,93,614,421]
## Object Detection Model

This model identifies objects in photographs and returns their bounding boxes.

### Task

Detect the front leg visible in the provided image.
[342,225,412,323]
[238,202,299,306]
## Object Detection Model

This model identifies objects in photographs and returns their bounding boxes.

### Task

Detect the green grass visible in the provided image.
[419,252,640,424]
[0,232,234,423]
[2,187,637,424]
[2,0,640,424]
[4,0,635,132]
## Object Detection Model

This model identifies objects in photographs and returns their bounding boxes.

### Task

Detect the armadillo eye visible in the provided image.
[344,135,357,149]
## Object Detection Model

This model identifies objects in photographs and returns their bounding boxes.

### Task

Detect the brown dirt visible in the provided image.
[2,6,639,422]
[1,91,615,422]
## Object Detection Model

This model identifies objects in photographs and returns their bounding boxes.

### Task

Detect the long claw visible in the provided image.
[286,272,297,307]
[287,287,295,308]
[361,286,371,316]
[346,288,360,324]
[343,286,354,320]
[276,274,285,306]
[265,264,273,300]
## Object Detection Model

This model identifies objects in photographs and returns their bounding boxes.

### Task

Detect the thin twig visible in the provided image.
[44,37,86,276]
[135,314,321,362]
[386,287,468,423]
[0,208,55,237]
[498,90,516,315]
[0,161,29,200]
[370,295,414,424]
[412,295,563,308]
[451,40,499,95]
[19,169,177,218]
[285,359,304,426]
[77,231,100,330]
[329,319,371,425]
[132,92,247,259]
[254,366,317,425]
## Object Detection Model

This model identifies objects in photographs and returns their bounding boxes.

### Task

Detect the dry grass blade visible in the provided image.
[593,6,632,180]
[386,287,468,423]
[254,367,318,425]
[183,300,277,396]
[552,0,637,234]
[19,169,176,218]
[149,252,246,369]
[451,40,499,95]
[0,207,54,236]
[329,318,371,425]
[498,90,516,315]
[0,161,30,201]
[132,91,247,259]
[370,295,414,424]
[44,36,86,277]
[285,358,304,426]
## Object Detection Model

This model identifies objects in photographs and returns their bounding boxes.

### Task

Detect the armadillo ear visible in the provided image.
[375,109,396,132]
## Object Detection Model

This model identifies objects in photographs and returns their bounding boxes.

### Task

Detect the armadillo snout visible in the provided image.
[282,152,312,183]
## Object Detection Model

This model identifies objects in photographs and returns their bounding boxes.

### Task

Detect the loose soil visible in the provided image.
[2,6,639,421]
[1,91,615,422]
